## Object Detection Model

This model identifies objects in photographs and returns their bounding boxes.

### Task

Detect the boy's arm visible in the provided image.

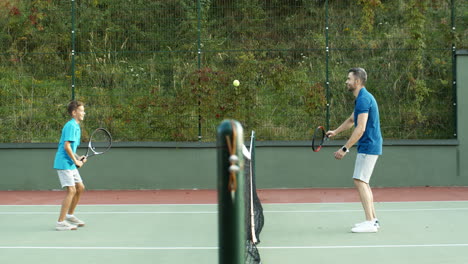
[64,141,83,167]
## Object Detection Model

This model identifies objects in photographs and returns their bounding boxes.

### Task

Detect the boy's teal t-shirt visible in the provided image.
[53,119,81,170]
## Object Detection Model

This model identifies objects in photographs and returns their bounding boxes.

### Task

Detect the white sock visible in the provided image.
[66,214,74,218]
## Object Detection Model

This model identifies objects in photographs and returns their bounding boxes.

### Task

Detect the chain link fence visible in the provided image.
[0,0,466,143]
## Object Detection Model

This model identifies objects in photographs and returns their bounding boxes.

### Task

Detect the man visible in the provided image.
[53,100,87,231]
[326,68,382,233]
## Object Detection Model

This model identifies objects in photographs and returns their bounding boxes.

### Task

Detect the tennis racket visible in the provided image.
[79,128,112,160]
[311,126,327,152]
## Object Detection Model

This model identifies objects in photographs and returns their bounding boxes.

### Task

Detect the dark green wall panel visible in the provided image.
[0,144,463,190]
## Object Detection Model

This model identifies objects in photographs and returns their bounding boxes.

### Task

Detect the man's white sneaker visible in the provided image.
[351,221,378,233]
[56,221,78,231]
[66,216,85,227]
[355,219,380,229]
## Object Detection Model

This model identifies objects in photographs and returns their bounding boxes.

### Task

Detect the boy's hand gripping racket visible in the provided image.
[75,128,112,167]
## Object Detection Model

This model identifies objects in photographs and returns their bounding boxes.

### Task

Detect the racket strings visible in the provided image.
[89,129,112,155]
[312,126,325,152]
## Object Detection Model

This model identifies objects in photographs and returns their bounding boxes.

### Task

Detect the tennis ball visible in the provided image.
[233,80,240,87]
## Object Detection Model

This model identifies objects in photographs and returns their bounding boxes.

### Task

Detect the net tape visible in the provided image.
[243,131,264,264]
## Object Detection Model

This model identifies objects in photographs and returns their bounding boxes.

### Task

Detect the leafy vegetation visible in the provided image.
[0,0,465,142]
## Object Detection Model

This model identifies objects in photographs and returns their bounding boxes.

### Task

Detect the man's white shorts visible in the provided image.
[57,169,83,188]
[352,153,379,184]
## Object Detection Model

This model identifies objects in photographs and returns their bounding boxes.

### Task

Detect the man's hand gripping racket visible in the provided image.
[312,126,330,152]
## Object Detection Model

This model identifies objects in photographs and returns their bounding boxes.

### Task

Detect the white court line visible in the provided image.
[2,200,468,207]
[0,204,216,207]
[1,244,468,250]
[259,244,468,249]
[0,246,217,250]
[264,207,468,213]
[1,207,468,215]
[0,211,216,215]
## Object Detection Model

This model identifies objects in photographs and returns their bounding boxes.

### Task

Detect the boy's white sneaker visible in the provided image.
[66,216,85,227]
[56,221,78,231]
[351,221,378,233]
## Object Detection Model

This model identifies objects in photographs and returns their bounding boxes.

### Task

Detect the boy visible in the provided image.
[53,100,87,231]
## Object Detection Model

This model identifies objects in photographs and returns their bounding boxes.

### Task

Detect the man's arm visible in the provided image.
[334,112,368,160]
[343,112,367,150]
[326,112,355,137]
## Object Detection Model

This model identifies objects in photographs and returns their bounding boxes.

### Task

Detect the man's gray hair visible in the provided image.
[348,68,367,85]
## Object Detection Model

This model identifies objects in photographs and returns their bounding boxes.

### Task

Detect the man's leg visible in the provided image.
[366,183,377,219]
[354,179,374,221]
[353,154,379,221]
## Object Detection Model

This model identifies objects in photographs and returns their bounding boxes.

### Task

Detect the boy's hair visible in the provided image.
[348,67,367,85]
[67,100,84,116]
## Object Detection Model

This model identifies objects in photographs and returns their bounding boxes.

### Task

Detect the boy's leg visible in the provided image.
[63,169,86,227]
[58,186,77,222]
[68,182,85,215]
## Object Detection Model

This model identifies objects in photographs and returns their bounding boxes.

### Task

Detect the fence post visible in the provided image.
[325,0,330,130]
[197,0,202,141]
[71,0,76,100]
[451,0,457,138]
[456,50,468,180]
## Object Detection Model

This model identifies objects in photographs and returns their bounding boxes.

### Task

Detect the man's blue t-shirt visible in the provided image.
[354,88,382,155]
[53,119,81,170]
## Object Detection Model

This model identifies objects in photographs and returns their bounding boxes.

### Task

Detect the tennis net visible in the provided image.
[243,131,264,264]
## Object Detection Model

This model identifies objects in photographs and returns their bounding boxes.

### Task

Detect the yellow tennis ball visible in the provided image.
[233,80,240,87]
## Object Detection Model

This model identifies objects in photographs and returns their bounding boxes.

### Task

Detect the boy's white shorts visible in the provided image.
[57,169,83,188]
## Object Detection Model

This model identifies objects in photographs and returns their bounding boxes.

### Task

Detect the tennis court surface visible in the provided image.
[1,188,468,264]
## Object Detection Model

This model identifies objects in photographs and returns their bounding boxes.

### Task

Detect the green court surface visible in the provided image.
[1,201,468,264]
